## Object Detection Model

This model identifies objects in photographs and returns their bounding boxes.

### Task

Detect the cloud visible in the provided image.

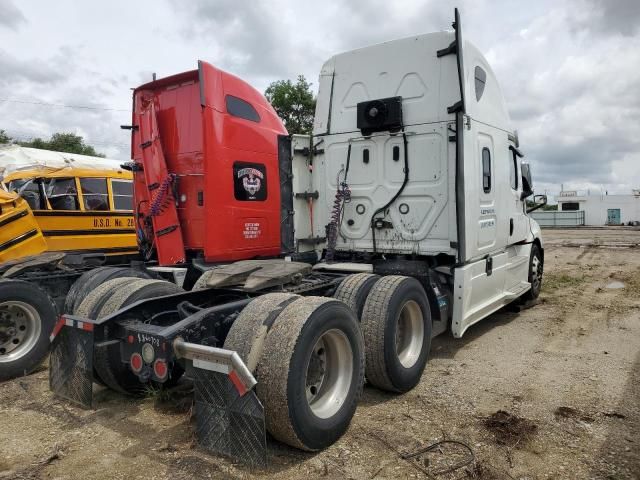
[173,0,291,78]
[0,0,638,193]
[0,49,65,86]
[579,0,640,36]
[0,0,26,30]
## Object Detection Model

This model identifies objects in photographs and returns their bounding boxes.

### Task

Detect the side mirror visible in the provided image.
[520,163,534,200]
[526,194,547,214]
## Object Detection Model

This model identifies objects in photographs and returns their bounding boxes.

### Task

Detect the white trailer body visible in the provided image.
[295,14,544,337]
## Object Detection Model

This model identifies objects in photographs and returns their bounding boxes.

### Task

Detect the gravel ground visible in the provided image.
[1,228,639,480]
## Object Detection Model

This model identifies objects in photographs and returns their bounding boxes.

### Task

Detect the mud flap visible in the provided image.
[191,363,267,467]
[49,326,94,409]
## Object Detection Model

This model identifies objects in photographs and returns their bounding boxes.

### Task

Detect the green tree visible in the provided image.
[18,132,105,157]
[0,130,11,144]
[265,75,316,134]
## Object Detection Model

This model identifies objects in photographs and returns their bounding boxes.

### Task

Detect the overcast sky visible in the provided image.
[1,0,638,196]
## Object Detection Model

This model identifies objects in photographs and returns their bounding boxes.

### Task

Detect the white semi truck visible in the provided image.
[50,9,546,466]
[294,8,546,339]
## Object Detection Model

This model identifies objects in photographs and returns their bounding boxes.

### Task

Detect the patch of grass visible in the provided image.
[542,272,587,292]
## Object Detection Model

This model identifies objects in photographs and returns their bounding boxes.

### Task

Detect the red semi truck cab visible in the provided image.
[130,61,289,265]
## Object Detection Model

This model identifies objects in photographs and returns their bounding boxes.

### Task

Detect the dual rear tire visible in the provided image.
[71,274,184,394]
[229,274,432,451]
[360,275,432,393]
[225,294,365,451]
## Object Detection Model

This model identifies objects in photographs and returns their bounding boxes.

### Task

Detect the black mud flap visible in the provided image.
[191,364,267,467]
[49,326,94,409]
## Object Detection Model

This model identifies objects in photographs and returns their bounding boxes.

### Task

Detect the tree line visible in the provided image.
[0,130,105,157]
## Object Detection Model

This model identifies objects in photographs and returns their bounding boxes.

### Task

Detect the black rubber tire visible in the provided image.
[333,273,380,320]
[74,277,138,318]
[64,266,111,314]
[223,293,300,373]
[0,280,57,381]
[522,243,543,302]
[65,266,152,314]
[93,279,184,395]
[96,278,155,319]
[361,275,432,393]
[256,296,365,451]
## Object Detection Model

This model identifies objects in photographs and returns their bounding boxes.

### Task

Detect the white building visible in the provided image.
[557,190,640,225]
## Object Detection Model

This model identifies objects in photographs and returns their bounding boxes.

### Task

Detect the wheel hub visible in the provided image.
[304,329,354,419]
[395,300,424,369]
[531,255,543,291]
[0,301,41,361]
[306,344,326,393]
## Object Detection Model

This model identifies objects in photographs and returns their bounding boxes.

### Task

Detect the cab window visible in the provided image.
[481,147,491,193]
[510,150,518,190]
[226,95,260,122]
[80,178,109,211]
[111,179,133,210]
[45,177,79,210]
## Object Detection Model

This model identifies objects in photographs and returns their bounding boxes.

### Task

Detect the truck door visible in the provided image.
[508,147,528,244]
[476,135,498,253]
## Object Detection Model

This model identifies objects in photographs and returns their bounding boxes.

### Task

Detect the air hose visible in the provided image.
[325,144,352,262]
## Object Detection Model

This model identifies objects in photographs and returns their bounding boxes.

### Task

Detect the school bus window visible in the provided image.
[45,177,79,210]
[80,177,109,211]
[9,179,45,210]
[112,179,133,210]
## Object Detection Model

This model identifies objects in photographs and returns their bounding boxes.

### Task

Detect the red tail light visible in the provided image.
[153,359,168,379]
[130,353,143,373]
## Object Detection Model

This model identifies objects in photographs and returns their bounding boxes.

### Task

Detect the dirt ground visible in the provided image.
[1,228,639,480]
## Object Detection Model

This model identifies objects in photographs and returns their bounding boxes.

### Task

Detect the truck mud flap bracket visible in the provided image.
[176,340,267,467]
[49,320,95,409]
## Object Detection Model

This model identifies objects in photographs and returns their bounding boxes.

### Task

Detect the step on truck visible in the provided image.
[50,9,547,466]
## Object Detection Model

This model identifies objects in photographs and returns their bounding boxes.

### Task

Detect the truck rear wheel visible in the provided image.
[64,266,152,314]
[92,279,184,394]
[74,277,138,317]
[361,276,432,393]
[223,293,299,373]
[333,273,379,320]
[256,297,364,451]
[0,280,57,381]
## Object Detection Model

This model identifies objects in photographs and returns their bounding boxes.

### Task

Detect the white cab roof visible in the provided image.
[314,32,512,135]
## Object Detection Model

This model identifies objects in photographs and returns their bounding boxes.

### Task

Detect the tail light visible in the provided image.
[153,359,168,380]
[130,353,143,373]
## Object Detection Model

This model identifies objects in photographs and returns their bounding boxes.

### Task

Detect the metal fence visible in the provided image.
[530,210,585,227]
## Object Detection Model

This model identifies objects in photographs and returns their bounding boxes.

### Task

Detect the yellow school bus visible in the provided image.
[0,188,48,262]
[4,167,137,256]
[1,146,138,258]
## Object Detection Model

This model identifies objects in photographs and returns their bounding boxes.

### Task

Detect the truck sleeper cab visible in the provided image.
[301,9,545,337]
[50,9,545,467]
[129,61,288,266]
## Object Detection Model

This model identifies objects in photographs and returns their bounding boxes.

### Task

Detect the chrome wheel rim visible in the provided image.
[305,328,354,419]
[531,255,543,292]
[395,300,424,368]
[0,301,41,363]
